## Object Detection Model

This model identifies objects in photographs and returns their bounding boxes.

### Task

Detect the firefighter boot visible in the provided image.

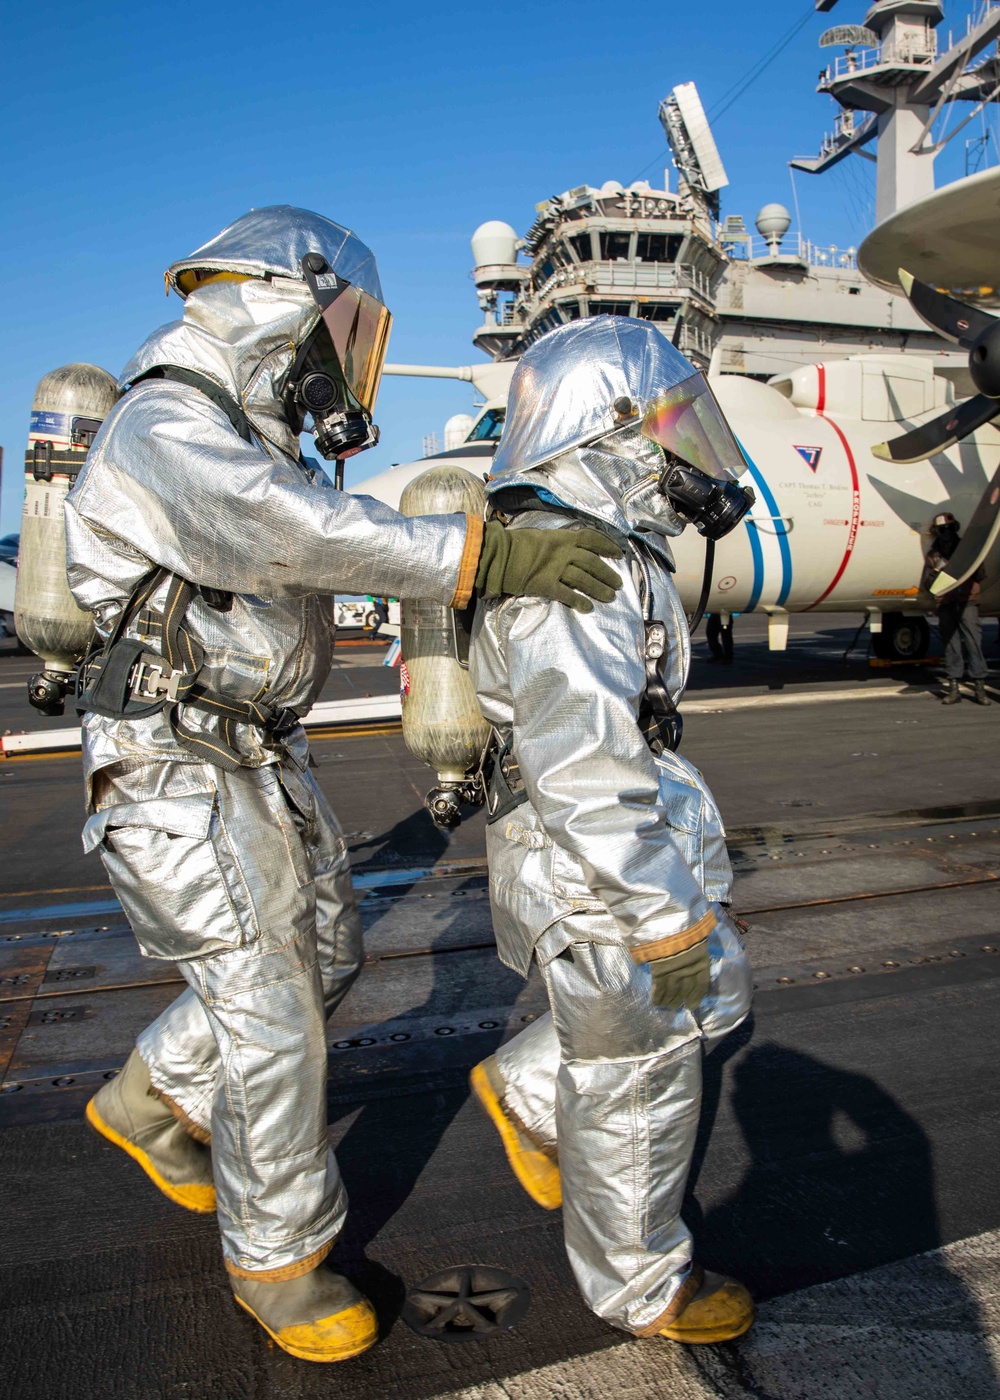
[231,1265,378,1362]
[657,1266,755,1345]
[471,1057,562,1209]
[86,1048,215,1213]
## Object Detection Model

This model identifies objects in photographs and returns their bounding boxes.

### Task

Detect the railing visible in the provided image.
[821,42,936,84]
[528,260,714,299]
[720,231,857,270]
[677,324,715,361]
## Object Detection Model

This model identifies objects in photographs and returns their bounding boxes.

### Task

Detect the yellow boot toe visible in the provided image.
[657,1268,755,1344]
[235,1295,378,1363]
[470,1058,561,1210]
[232,1265,378,1363]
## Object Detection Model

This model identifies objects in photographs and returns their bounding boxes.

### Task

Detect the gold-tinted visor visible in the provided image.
[318,284,392,413]
[641,372,748,481]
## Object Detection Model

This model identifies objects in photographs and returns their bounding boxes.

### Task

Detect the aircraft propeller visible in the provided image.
[872,270,1000,465]
[872,271,1000,597]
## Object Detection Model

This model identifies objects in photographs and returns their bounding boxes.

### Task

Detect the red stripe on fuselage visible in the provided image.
[816,363,826,412]
[804,391,861,611]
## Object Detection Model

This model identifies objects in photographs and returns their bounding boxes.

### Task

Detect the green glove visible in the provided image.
[649,940,711,1011]
[476,521,624,612]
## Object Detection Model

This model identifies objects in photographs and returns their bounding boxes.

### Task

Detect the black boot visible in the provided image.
[973,681,990,706]
[941,679,961,705]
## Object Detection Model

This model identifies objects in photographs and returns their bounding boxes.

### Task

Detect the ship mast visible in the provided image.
[791,0,1000,222]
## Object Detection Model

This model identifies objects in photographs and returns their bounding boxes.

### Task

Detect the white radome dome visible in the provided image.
[755,203,792,241]
[444,413,475,451]
[471,221,518,269]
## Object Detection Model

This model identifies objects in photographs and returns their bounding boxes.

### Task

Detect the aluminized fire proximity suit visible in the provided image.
[63,211,497,1283]
[469,318,753,1338]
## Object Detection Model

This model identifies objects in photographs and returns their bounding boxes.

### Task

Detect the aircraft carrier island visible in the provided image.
[1,1,999,1396]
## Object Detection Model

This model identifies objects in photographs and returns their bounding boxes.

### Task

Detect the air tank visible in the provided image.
[399,465,491,828]
[15,363,119,714]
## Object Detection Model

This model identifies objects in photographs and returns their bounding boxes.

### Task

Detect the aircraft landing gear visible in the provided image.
[871,612,930,662]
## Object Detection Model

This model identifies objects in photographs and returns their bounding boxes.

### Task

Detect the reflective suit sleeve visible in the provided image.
[66,384,477,607]
[499,585,716,962]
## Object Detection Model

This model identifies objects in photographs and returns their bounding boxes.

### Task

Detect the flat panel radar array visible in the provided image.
[659,83,729,216]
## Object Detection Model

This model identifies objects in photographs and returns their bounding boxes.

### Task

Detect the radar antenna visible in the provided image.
[658,82,729,218]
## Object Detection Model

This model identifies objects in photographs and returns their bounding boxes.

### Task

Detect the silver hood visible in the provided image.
[166,205,382,302]
[489,317,704,545]
[120,278,321,458]
[120,206,386,458]
[490,316,700,478]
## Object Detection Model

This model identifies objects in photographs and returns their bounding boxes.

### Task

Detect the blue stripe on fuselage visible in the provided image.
[737,440,793,608]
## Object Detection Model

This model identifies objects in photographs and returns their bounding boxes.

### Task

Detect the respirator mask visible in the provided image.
[285,251,393,462]
[617,372,755,539]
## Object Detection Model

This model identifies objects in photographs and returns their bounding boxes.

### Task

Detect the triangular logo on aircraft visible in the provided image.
[794,445,822,471]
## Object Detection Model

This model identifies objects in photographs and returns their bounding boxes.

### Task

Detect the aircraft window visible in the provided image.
[569,233,593,263]
[599,232,632,261]
[636,303,676,321]
[588,301,633,317]
[467,408,506,442]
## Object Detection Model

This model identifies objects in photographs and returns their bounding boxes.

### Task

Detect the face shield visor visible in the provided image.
[638,373,755,540]
[291,252,393,462]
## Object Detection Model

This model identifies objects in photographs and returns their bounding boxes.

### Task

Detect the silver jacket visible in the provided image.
[472,433,732,977]
[65,275,477,783]
[474,318,735,973]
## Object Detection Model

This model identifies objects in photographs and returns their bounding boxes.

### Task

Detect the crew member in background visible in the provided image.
[705,610,734,664]
[923,512,990,706]
[65,206,624,1364]
[367,595,390,638]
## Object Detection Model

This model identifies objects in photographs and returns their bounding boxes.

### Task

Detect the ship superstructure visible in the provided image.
[467,78,952,386]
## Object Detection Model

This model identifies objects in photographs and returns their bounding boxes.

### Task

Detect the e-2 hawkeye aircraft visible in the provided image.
[353,322,1000,661]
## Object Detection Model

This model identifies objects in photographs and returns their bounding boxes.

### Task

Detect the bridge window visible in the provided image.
[588,301,633,317]
[599,231,632,261]
[569,233,594,263]
[636,304,676,321]
[636,233,684,262]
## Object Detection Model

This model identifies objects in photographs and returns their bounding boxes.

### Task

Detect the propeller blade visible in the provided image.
[930,465,1000,596]
[898,269,996,349]
[871,394,999,464]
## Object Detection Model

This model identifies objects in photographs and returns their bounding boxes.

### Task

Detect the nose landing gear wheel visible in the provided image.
[872,612,930,662]
[402,1265,530,1342]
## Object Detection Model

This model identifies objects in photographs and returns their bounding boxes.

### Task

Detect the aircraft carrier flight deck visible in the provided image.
[1,618,997,1400]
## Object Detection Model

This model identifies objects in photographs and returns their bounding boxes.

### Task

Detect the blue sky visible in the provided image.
[1,0,991,533]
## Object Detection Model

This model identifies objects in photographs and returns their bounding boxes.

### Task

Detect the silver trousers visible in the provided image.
[494,908,751,1335]
[84,753,362,1278]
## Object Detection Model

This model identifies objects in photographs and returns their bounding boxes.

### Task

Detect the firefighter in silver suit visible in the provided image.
[469,316,756,1345]
[65,208,623,1363]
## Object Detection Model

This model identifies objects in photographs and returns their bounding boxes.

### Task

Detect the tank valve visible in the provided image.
[425,784,465,830]
[27,670,70,716]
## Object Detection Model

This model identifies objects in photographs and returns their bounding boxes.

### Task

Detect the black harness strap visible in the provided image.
[631,540,683,755]
[134,365,254,444]
[76,375,300,768]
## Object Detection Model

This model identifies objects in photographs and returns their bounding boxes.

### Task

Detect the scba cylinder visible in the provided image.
[15,364,118,713]
[399,466,491,827]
